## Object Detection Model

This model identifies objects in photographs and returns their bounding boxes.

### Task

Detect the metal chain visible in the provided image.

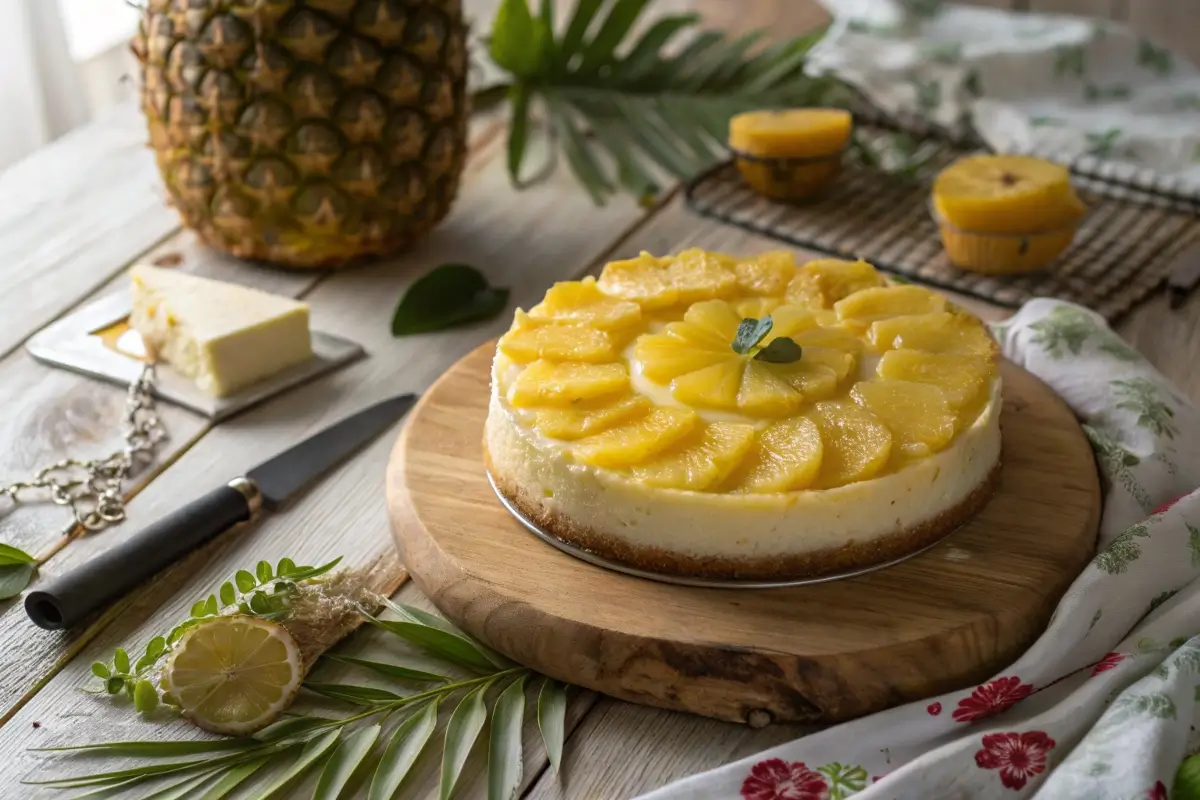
[0,366,167,532]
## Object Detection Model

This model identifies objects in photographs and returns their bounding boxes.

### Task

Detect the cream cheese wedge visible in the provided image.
[129,265,313,397]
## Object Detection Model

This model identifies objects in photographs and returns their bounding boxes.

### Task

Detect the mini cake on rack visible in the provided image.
[484,251,1002,580]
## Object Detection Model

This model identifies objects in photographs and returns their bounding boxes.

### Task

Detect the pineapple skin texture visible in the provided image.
[132,0,469,268]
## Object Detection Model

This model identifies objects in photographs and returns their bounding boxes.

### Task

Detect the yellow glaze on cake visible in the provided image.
[485,252,1002,579]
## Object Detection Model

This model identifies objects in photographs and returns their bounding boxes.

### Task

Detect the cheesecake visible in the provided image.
[130,265,313,397]
[484,252,1002,580]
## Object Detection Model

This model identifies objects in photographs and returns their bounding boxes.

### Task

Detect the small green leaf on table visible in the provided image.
[257,729,342,799]
[0,542,36,599]
[392,265,510,337]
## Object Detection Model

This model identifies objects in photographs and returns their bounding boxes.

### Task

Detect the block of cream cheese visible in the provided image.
[129,265,314,397]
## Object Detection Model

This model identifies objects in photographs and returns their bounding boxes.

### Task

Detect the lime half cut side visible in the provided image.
[162,615,303,736]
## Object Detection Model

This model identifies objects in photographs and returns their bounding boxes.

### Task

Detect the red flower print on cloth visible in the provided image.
[953,676,1034,722]
[1146,780,1168,800]
[740,759,829,800]
[1152,495,1186,515]
[927,702,942,716]
[974,731,1056,790]
[1091,652,1127,675]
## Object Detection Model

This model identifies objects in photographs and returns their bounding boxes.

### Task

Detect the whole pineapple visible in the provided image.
[131,0,469,268]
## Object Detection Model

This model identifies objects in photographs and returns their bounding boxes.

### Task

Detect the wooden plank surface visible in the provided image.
[0,0,1198,797]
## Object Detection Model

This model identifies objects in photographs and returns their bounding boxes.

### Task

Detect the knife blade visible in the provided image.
[25,393,418,630]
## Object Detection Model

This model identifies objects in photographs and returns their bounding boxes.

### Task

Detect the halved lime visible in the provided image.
[162,615,302,736]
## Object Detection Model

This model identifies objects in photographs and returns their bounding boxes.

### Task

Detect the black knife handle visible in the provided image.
[25,479,261,630]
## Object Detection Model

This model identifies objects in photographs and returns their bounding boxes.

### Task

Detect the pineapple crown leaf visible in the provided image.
[485,0,835,204]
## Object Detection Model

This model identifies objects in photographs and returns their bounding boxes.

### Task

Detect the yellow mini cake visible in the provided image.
[729,109,853,201]
[484,251,1001,580]
[932,154,1087,275]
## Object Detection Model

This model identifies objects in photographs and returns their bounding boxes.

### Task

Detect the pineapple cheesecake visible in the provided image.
[484,252,1002,580]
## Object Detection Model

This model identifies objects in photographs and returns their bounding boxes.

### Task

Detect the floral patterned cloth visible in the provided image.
[804,0,1200,189]
[637,300,1200,799]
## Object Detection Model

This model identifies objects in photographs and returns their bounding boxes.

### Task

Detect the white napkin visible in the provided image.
[804,0,1200,191]
[639,299,1200,799]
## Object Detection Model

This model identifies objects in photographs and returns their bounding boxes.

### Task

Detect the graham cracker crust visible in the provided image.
[486,446,1002,581]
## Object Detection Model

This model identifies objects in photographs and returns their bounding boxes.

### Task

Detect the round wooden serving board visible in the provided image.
[387,342,1101,726]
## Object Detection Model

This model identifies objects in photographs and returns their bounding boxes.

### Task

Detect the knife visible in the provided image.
[25,393,418,630]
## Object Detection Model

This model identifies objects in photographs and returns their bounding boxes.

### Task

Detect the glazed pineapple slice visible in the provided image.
[535,396,650,440]
[760,304,818,340]
[672,360,746,409]
[734,417,824,493]
[772,360,840,401]
[499,312,615,363]
[528,277,642,330]
[786,259,885,309]
[794,345,854,382]
[834,285,946,325]
[598,249,736,309]
[734,251,797,296]
[811,401,893,487]
[734,297,783,319]
[632,423,757,490]
[877,350,991,409]
[869,312,998,357]
[572,407,698,468]
[791,325,864,355]
[738,362,805,416]
[683,300,743,340]
[508,361,628,408]
[634,334,736,383]
[851,380,957,457]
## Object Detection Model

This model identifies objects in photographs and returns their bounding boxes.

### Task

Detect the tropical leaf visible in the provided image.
[484,0,833,203]
[196,757,271,800]
[304,682,404,707]
[488,676,528,800]
[369,702,440,800]
[440,682,493,800]
[538,678,568,773]
[314,724,381,800]
[362,612,497,672]
[257,730,342,799]
[324,654,449,684]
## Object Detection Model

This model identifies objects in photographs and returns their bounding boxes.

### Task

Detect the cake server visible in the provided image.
[25,393,418,630]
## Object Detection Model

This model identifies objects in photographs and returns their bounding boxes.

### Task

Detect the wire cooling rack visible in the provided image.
[684,119,1200,321]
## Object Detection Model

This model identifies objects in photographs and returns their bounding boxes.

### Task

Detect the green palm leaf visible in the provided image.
[485,0,833,203]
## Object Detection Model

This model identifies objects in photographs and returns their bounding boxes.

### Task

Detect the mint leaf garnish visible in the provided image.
[754,338,803,363]
[732,317,774,355]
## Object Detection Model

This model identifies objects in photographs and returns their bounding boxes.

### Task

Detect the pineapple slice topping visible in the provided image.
[877,350,991,409]
[786,258,884,309]
[508,360,628,408]
[834,285,947,325]
[734,251,797,296]
[869,312,998,358]
[598,249,737,309]
[572,408,698,469]
[811,401,893,487]
[734,417,824,493]
[528,277,642,330]
[850,380,957,457]
[535,396,651,441]
[499,312,615,363]
[499,251,999,492]
[632,423,757,490]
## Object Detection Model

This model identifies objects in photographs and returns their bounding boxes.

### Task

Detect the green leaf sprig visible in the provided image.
[392,264,511,337]
[731,315,803,363]
[485,0,837,204]
[0,542,37,600]
[89,556,342,708]
[39,559,571,800]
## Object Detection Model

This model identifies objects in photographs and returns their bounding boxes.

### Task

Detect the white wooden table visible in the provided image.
[0,1,1197,797]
